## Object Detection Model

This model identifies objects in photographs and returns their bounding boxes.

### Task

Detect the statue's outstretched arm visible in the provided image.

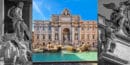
[7,6,15,19]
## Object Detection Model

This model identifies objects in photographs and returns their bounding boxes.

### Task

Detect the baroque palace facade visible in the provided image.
[32,9,98,49]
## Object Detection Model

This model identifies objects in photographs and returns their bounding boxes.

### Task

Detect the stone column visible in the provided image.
[72,27,74,43]
[69,27,72,43]
[85,28,87,41]
[59,27,62,43]
[39,26,43,41]
[51,27,55,41]
[0,0,4,36]
[46,27,48,40]
[29,2,32,32]
[78,27,81,41]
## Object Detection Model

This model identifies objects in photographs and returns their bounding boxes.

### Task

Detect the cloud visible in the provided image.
[33,1,46,20]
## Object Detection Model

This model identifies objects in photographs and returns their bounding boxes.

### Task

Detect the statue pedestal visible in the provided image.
[100,33,130,65]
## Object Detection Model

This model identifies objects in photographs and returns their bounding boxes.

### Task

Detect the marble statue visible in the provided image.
[103,1,130,37]
[7,2,30,41]
[98,1,130,65]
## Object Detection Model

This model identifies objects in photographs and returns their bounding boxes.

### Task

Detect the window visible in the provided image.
[49,34,51,40]
[87,34,89,40]
[43,42,45,46]
[82,28,84,30]
[55,33,58,40]
[93,25,95,30]
[37,26,39,30]
[93,34,95,39]
[55,27,58,31]
[75,27,78,31]
[93,42,95,47]
[43,34,45,39]
[75,33,78,40]
[49,26,51,30]
[37,34,39,39]
[87,25,89,30]
[43,27,45,30]
[45,28,48,31]
[81,34,84,40]
[90,25,92,30]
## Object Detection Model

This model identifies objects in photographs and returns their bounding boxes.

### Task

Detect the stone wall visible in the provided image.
[0,0,4,36]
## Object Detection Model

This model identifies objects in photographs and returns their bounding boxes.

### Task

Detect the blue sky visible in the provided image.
[33,0,97,21]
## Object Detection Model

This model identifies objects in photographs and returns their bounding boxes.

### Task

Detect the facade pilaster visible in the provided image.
[51,27,55,41]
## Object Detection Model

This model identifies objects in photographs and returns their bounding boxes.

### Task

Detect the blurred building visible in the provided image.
[33,9,98,49]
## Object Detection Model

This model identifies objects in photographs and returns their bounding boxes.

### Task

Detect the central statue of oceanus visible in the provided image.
[7,2,31,41]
